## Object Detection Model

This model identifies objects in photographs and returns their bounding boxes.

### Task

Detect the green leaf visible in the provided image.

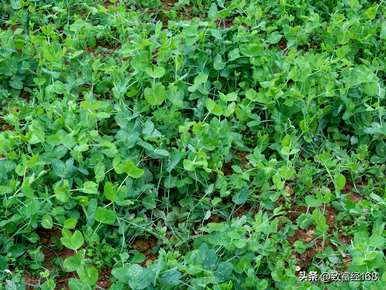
[94,162,105,183]
[228,48,240,61]
[54,180,71,203]
[232,186,249,205]
[208,4,218,20]
[104,182,116,202]
[64,218,78,229]
[127,264,152,290]
[28,121,45,144]
[68,278,89,290]
[188,72,208,92]
[220,92,237,102]
[41,214,53,229]
[64,254,82,272]
[334,173,346,192]
[144,83,166,106]
[95,207,117,225]
[312,209,328,234]
[245,89,257,101]
[112,264,153,289]
[114,159,144,179]
[61,230,84,251]
[145,66,166,78]
[305,195,323,207]
[82,181,98,194]
[160,269,181,286]
[213,54,225,70]
[206,99,224,116]
[77,265,98,286]
[267,31,282,44]
[112,266,131,283]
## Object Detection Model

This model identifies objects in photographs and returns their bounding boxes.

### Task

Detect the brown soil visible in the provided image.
[325,205,336,233]
[277,38,288,55]
[96,269,112,289]
[234,204,252,217]
[349,193,362,202]
[0,118,14,131]
[25,272,41,289]
[222,161,233,176]
[208,214,225,223]
[287,205,308,222]
[288,204,338,270]
[133,236,158,266]
[216,18,234,28]
[161,0,176,10]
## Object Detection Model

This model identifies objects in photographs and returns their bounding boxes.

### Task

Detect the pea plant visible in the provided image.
[0,0,385,289]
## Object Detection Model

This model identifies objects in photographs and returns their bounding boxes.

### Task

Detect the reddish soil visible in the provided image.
[288,204,339,270]
[24,272,41,289]
[288,227,315,245]
[342,180,363,202]
[216,18,234,28]
[287,205,308,222]
[277,38,288,55]
[339,234,352,245]
[208,214,225,223]
[0,119,14,131]
[348,193,362,202]
[96,269,112,289]
[234,204,252,217]
[342,181,353,193]
[238,151,249,168]
[325,205,336,233]
[161,0,176,10]
[289,226,325,270]
[133,236,158,266]
[222,162,233,176]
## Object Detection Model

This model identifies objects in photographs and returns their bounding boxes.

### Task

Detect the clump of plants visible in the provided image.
[0,0,385,289]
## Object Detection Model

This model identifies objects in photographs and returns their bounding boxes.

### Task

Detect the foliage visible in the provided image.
[0,0,385,289]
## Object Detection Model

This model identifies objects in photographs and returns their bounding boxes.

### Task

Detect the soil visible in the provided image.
[133,236,158,267]
[161,0,176,10]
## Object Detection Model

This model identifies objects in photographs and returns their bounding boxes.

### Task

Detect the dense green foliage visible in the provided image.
[0,0,385,289]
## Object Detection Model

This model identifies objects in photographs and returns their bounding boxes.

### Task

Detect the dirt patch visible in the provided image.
[277,38,288,55]
[33,228,76,289]
[208,214,225,223]
[25,272,41,289]
[96,269,112,289]
[325,205,336,233]
[236,202,259,217]
[21,89,31,101]
[216,18,234,29]
[222,162,233,176]
[288,205,336,271]
[161,0,176,10]
[133,236,158,266]
[234,204,252,217]
[101,0,115,8]
[342,181,353,193]
[287,205,308,222]
[342,179,364,202]
[37,228,75,268]
[339,234,352,245]
[288,227,315,244]
[237,151,249,168]
[37,228,61,244]
[348,193,362,202]
[55,272,77,290]
[0,118,14,131]
[289,226,326,270]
